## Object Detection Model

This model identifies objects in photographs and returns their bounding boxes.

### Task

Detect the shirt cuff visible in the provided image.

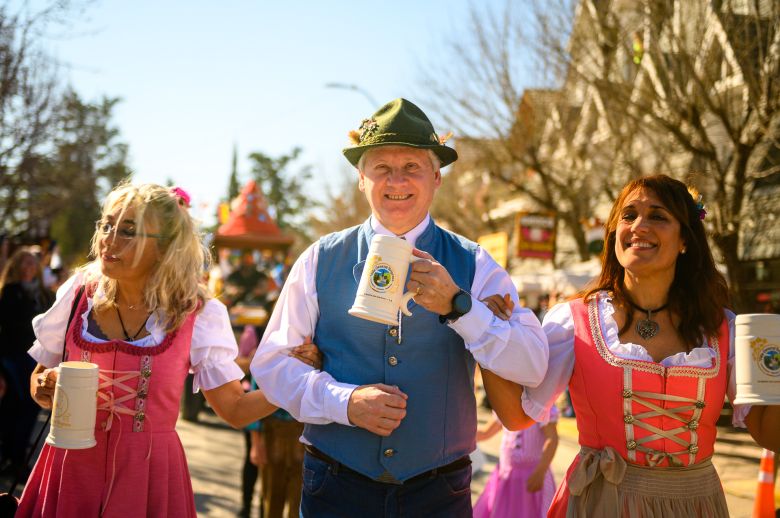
[448,295,492,344]
[193,360,244,393]
[323,381,357,426]
[521,392,551,424]
[28,340,62,368]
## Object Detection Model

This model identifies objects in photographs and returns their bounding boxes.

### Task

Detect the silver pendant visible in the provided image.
[636,318,660,340]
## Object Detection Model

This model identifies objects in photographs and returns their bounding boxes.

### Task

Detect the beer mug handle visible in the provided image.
[399,256,425,317]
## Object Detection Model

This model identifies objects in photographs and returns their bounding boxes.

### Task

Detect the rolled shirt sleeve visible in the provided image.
[189,298,245,392]
[449,247,549,387]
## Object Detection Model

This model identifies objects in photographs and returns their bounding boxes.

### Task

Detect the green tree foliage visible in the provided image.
[247,147,316,238]
[36,91,132,262]
[307,167,371,238]
[227,143,240,201]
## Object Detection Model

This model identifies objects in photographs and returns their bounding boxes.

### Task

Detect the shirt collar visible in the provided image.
[369,214,431,248]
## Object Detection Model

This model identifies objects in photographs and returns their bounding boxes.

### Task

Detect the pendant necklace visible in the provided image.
[626,299,668,340]
[115,305,152,341]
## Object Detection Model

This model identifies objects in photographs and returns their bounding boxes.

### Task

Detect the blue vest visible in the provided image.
[304,218,478,482]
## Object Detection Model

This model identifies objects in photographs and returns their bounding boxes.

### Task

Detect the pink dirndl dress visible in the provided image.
[547,298,730,517]
[474,407,558,518]
[18,288,198,518]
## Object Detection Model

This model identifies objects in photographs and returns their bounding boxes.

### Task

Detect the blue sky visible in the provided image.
[37,1,520,223]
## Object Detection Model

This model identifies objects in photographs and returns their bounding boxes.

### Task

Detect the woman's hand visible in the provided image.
[30,364,58,410]
[249,430,267,467]
[288,335,322,369]
[481,293,515,320]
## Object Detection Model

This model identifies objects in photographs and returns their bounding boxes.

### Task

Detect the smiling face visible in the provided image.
[97,204,161,286]
[358,146,441,235]
[614,187,686,280]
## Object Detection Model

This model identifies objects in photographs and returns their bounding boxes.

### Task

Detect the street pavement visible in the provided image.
[177,405,772,518]
[3,405,775,517]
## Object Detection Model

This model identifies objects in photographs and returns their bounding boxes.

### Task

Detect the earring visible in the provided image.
[681,247,687,254]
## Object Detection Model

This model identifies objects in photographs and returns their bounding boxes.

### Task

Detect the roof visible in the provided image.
[213,180,294,250]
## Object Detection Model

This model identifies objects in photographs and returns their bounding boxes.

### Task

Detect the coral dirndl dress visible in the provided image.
[523,294,740,517]
[18,286,208,518]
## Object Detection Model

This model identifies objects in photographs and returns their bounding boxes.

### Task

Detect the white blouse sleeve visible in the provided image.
[29,273,84,368]
[521,301,576,424]
[725,311,751,428]
[189,298,244,393]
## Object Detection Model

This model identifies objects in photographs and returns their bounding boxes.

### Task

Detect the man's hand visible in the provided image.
[406,249,460,315]
[347,384,408,436]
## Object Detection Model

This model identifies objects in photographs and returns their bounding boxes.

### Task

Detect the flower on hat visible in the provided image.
[438,131,453,145]
[171,187,191,208]
[358,118,379,142]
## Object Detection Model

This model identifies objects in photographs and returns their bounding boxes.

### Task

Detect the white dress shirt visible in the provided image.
[521,291,750,427]
[250,215,549,426]
[29,272,244,392]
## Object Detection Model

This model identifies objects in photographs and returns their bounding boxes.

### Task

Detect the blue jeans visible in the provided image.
[299,451,472,518]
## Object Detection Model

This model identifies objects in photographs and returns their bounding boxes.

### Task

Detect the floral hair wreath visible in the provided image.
[687,187,707,220]
[170,187,191,208]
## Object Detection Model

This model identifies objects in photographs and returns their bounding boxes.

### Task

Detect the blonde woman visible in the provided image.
[17,183,318,518]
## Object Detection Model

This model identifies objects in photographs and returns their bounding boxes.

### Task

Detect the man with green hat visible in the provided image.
[251,98,548,517]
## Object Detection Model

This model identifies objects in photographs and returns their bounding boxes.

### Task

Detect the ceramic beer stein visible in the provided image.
[46,361,99,449]
[733,313,780,405]
[349,235,420,326]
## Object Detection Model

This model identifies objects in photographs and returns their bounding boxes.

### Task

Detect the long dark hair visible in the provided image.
[584,175,730,349]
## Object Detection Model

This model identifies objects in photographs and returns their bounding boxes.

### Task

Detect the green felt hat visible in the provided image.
[343,98,458,168]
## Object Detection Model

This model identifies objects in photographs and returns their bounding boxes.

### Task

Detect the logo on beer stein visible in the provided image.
[53,390,71,428]
[751,338,780,377]
[370,263,395,292]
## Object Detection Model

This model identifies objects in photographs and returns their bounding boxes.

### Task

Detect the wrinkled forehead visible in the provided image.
[363,145,432,165]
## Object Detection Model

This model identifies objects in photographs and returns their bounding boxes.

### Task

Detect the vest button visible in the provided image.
[688,419,699,430]
[389,328,398,337]
[384,448,395,457]
[626,440,637,450]
[623,414,635,424]
[688,444,699,454]
[622,389,632,398]
[388,356,398,366]
[695,400,706,409]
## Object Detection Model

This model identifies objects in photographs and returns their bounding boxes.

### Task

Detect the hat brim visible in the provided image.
[343,142,458,168]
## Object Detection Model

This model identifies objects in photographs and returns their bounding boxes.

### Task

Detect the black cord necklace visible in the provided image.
[626,298,669,340]
[115,305,152,341]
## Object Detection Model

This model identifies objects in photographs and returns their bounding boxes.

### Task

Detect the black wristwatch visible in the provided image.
[439,289,472,324]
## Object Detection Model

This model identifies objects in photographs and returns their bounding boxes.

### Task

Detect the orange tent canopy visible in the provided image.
[213,180,294,251]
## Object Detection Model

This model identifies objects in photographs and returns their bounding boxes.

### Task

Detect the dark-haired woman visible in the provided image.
[483,174,779,516]
[0,249,54,478]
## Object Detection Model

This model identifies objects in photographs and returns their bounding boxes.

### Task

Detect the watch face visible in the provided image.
[453,291,472,315]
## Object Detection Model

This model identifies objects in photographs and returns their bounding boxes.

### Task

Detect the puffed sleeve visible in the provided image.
[521,301,576,424]
[29,272,83,367]
[189,298,244,393]
[725,311,751,427]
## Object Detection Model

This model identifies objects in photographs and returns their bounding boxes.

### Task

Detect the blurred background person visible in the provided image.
[0,248,55,478]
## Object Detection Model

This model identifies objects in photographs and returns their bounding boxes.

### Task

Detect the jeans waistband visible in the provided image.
[304,445,471,485]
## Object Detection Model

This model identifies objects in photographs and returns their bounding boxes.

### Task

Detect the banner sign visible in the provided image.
[478,231,509,268]
[515,212,556,260]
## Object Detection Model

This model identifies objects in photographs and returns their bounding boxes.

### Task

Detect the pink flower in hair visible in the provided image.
[171,187,191,208]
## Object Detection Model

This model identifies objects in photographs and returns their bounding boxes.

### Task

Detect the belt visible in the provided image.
[304,445,471,485]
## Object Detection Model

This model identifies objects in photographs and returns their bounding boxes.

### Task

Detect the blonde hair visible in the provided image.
[82,182,211,332]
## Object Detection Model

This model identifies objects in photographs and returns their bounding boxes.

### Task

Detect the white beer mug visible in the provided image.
[733,313,780,405]
[349,235,420,326]
[46,361,99,449]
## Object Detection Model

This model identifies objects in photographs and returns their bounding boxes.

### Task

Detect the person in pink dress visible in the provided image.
[481,175,780,516]
[16,183,318,518]
[473,405,558,518]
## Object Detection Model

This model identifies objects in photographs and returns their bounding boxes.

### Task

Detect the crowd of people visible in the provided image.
[0,97,778,518]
